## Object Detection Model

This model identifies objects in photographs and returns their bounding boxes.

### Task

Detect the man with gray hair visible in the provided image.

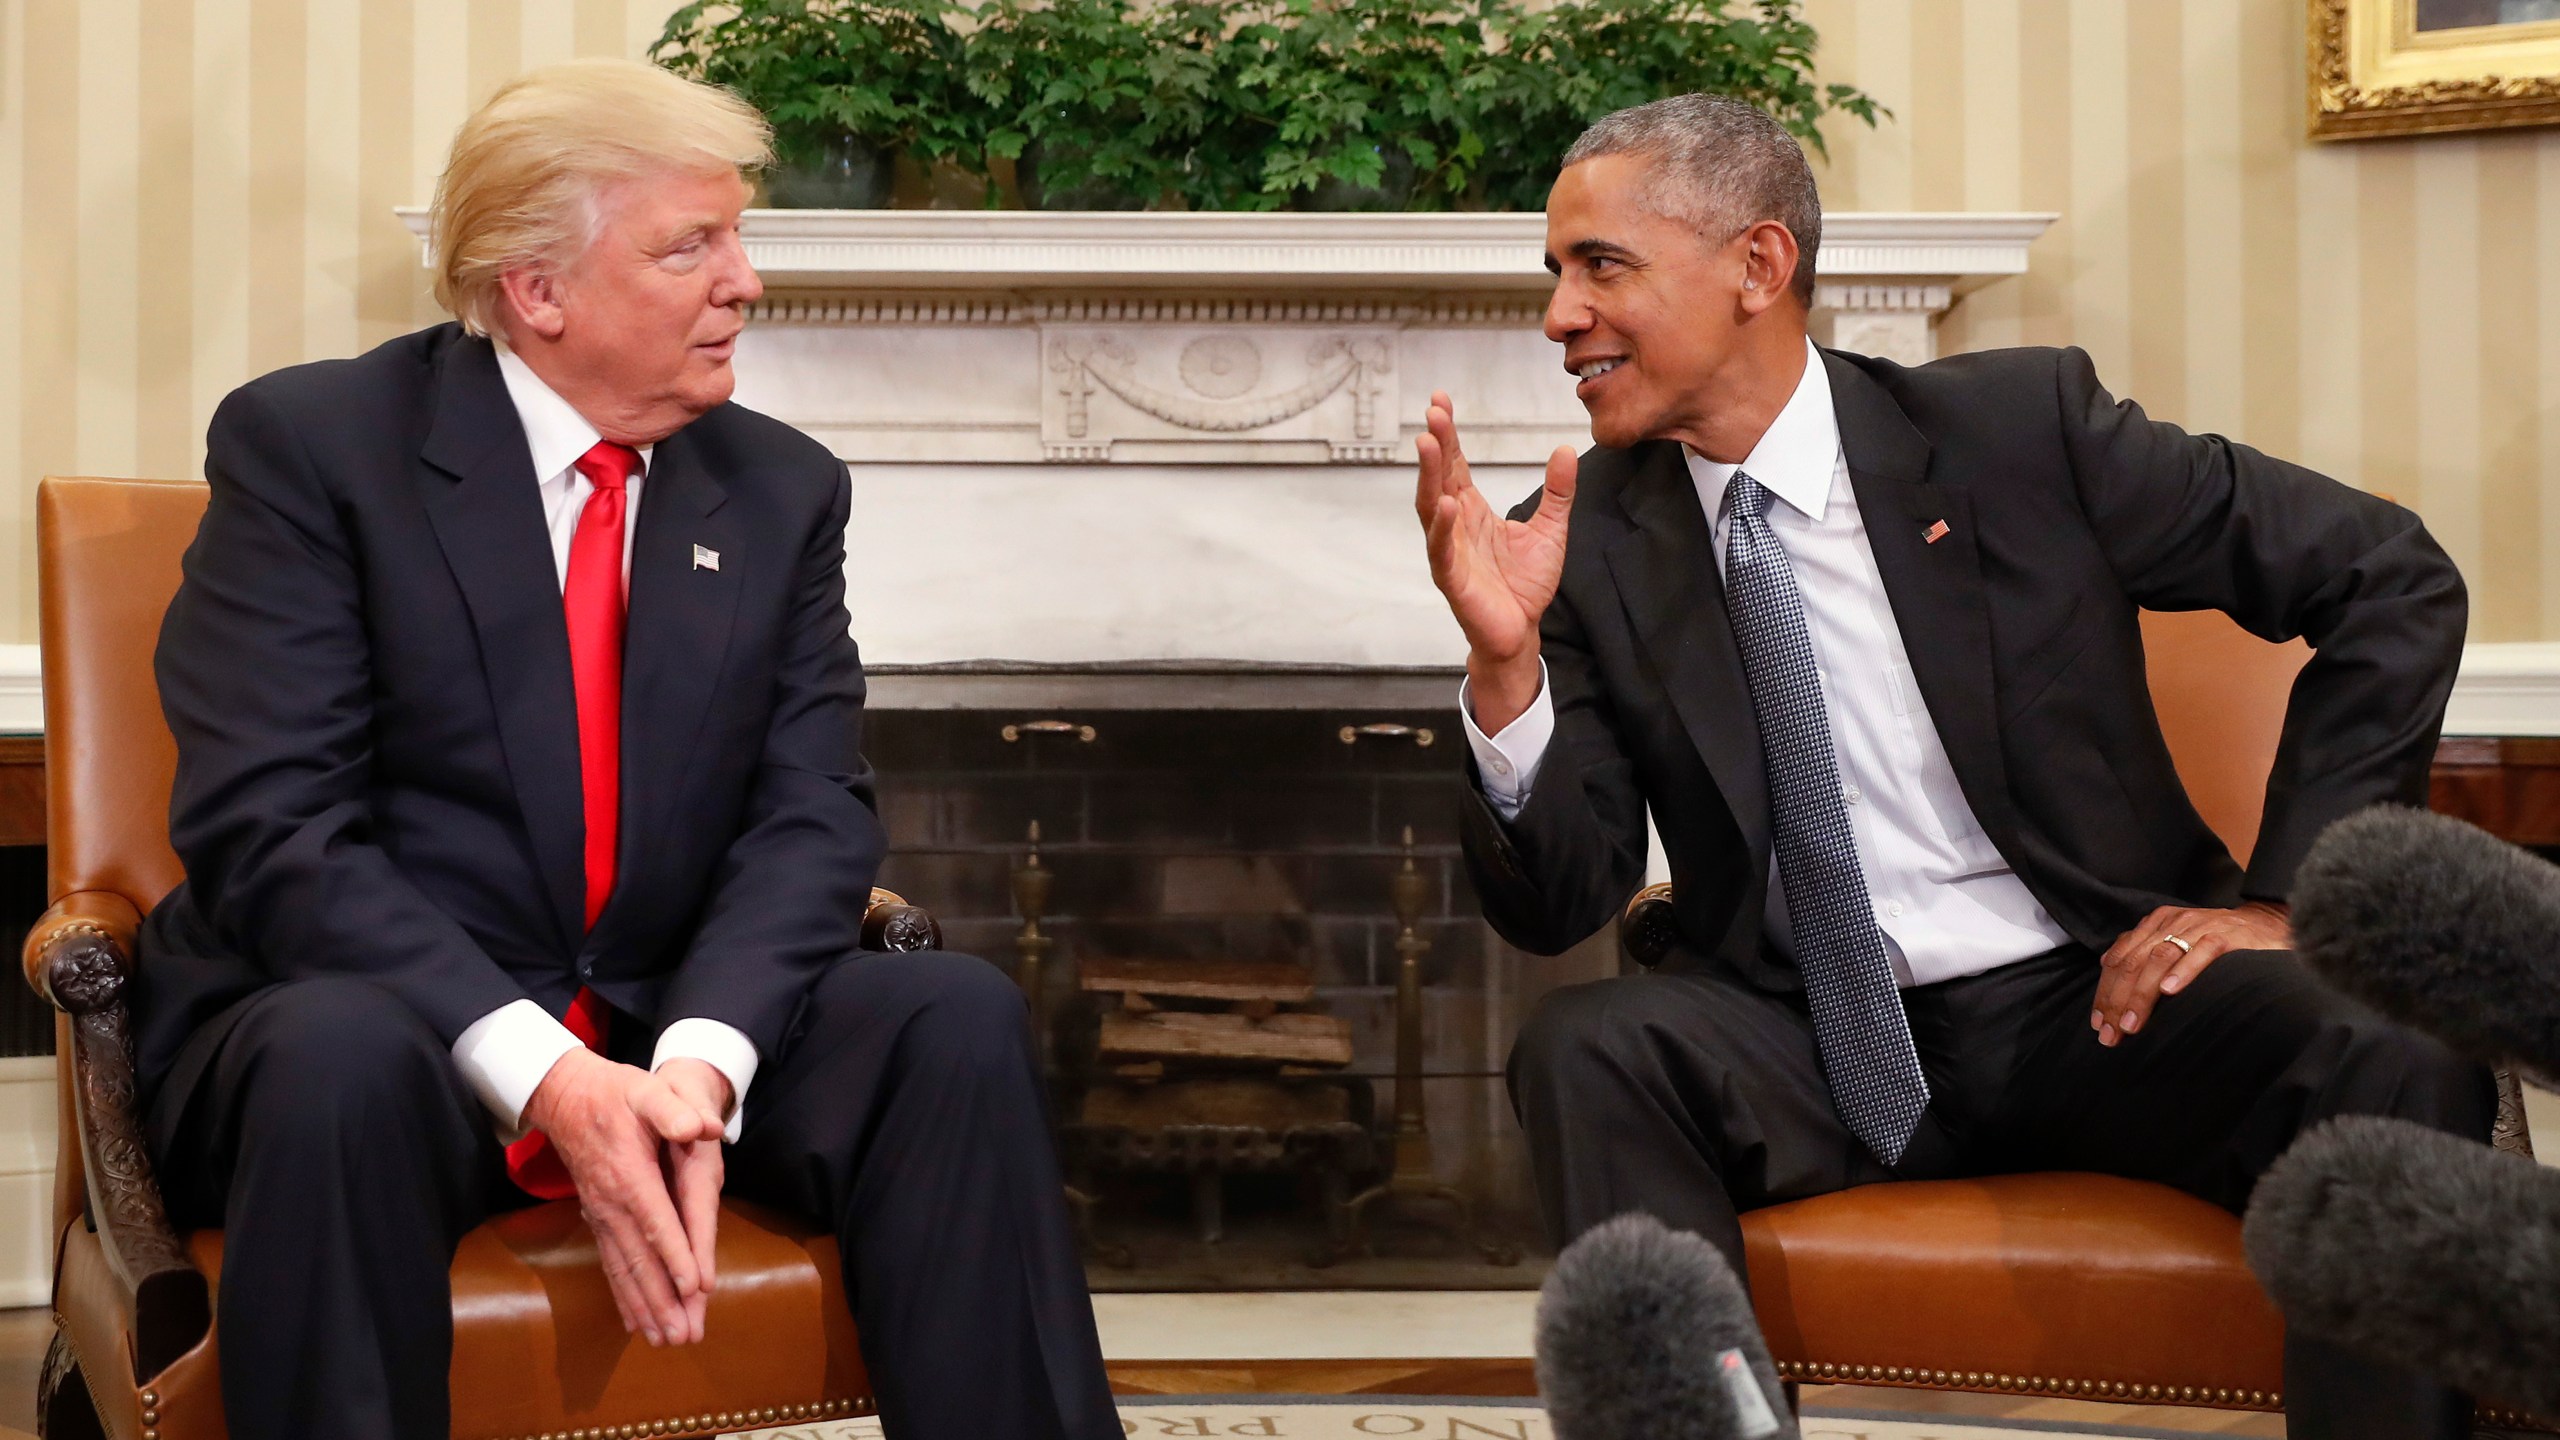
[1417,93,2487,1438]
[138,59,1118,1440]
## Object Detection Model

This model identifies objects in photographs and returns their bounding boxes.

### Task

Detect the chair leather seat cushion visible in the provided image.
[180,1198,872,1440]
[1741,1174,2286,1401]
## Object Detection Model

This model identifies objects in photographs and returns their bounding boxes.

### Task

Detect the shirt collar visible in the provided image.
[492,341,653,485]
[1683,337,1841,523]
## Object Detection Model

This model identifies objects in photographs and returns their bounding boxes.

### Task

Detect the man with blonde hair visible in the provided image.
[138,58,1119,1440]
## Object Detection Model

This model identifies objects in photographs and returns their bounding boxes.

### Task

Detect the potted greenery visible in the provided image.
[650,0,1878,212]
[1228,0,1500,212]
[1471,0,1883,210]
[969,0,1506,211]
[653,0,973,208]
[964,0,1220,210]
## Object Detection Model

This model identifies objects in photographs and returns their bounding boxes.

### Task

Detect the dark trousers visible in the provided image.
[1507,944,2497,1440]
[144,952,1120,1440]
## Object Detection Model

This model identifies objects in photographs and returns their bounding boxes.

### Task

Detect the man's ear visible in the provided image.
[496,264,569,344]
[1736,220,1800,318]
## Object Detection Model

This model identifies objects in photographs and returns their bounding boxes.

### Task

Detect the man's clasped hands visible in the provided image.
[522,1051,734,1346]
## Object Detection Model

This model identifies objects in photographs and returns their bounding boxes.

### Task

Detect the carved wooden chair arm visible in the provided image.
[1620,882,1680,969]
[23,890,212,1381]
[24,890,140,1011]
[861,887,943,953]
[2491,1067,2539,1162]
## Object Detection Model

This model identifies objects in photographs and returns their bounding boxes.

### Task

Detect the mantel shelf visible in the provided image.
[393,207,2057,294]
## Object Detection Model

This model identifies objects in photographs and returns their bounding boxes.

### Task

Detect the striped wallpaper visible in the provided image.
[8,0,690,645]
[1805,0,2560,644]
[8,0,2558,643]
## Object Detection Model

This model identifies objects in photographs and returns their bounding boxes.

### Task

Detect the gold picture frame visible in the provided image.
[2311,0,2560,139]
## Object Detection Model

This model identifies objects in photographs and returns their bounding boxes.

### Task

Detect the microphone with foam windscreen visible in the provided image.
[2290,805,2560,1076]
[1536,1213,1798,1440]
[2243,1114,2560,1418]
[2246,805,2560,1421]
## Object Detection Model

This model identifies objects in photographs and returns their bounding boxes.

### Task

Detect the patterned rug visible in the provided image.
[731,1398,2248,1439]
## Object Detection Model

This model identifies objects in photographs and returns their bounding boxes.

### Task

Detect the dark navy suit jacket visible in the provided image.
[135,323,888,1098]
[1460,345,2467,988]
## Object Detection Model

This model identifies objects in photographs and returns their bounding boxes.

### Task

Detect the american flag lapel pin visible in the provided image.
[1922,518,1951,545]
[692,544,721,572]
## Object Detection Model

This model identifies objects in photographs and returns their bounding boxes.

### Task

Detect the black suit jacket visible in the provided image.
[135,323,889,1096]
[1461,345,2465,990]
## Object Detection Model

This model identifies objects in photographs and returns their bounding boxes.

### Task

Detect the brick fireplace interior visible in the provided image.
[865,701,1617,1290]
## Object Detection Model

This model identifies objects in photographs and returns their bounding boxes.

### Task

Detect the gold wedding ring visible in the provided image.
[2163,934,2193,954]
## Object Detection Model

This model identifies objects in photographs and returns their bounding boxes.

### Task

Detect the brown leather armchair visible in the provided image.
[1619,608,2543,1423]
[28,476,943,1440]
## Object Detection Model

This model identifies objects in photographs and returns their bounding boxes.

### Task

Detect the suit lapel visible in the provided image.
[592,427,741,947]
[1602,443,1769,861]
[1827,351,2028,857]
[417,337,588,953]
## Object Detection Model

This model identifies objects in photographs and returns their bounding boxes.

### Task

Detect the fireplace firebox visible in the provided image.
[863,702,1613,1290]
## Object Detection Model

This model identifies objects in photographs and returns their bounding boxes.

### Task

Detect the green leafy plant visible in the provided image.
[651,0,1881,211]
[963,0,1229,208]
[1220,0,1501,210]
[652,0,974,197]
[1473,0,1885,210]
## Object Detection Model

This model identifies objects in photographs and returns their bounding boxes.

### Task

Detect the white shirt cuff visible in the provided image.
[1459,660,1555,823]
[451,998,587,1145]
[653,1018,759,1143]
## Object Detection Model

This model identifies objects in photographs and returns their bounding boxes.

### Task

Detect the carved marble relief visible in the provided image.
[1041,326,1399,463]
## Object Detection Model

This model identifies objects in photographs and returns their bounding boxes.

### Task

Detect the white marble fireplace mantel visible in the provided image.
[398,209,2059,678]
[400,206,2051,296]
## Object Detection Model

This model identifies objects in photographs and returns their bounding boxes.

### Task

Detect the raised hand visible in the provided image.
[522,1049,730,1346]
[1415,391,1576,732]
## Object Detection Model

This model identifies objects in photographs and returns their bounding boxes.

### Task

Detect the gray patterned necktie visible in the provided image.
[1721,472,1930,1165]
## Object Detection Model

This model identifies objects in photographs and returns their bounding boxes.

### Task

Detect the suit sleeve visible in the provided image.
[1457,490,1651,956]
[655,463,889,1061]
[158,386,530,1041]
[2052,347,2466,898]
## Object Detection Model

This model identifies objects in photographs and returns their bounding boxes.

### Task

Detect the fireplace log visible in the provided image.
[1099,1010,1354,1068]
[1082,957,1318,1005]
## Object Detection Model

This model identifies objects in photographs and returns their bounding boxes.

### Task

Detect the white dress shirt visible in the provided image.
[449,345,759,1144]
[1464,338,2074,987]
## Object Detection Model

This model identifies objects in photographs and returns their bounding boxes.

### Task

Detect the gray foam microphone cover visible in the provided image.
[1537,1213,1797,1440]
[2245,1114,2560,1418]
[2292,805,2560,1076]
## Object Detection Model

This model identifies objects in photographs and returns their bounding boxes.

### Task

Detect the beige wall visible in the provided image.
[8,0,2558,644]
[7,0,687,645]
[1806,0,2560,643]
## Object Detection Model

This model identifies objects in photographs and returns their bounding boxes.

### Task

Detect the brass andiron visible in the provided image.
[1007,805,1129,1266]
[1012,819,1054,1070]
[1336,825,1520,1266]
[999,717,1094,1065]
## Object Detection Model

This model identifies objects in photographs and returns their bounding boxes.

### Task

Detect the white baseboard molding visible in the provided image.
[2525,1082,2560,1169]
[0,1056,55,1309]
[0,646,37,736]
[2445,642,2560,738]
[1093,1290,1535,1362]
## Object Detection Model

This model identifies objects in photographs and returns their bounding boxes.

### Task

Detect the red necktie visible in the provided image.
[508,440,639,1200]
